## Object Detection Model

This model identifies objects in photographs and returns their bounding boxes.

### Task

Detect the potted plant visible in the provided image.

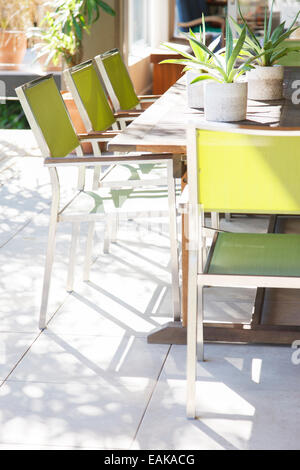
[33,0,115,69]
[0,1,36,70]
[231,0,300,100]
[163,19,263,122]
[160,16,222,108]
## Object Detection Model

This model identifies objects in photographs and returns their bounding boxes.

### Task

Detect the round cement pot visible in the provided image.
[186,70,204,108]
[0,31,27,70]
[246,65,284,100]
[204,81,248,122]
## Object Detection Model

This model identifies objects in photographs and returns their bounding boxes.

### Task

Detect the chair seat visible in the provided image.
[207,233,300,277]
[99,162,167,187]
[59,186,177,222]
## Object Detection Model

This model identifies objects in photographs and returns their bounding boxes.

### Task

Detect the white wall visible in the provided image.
[82,0,117,61]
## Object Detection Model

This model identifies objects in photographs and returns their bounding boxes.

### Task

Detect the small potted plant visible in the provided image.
[231,0,300,100]
[33,0,115,69]
[160,16,222,108]
[0,1,35,70]
[179,20,262,122]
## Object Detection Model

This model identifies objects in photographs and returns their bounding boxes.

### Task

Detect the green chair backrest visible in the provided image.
[18,75,79,158]
[69,61,116,132]
[195,128,300,214]
[99,49,140,110]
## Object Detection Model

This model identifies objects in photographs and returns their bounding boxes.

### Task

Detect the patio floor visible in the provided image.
[1,130,300,450]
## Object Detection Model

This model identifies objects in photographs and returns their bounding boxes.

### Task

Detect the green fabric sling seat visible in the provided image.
[99,49,139,111]
[94,49,161,114]
[63,59,121,133]
[208,233,300,277]
[186,124,300,420]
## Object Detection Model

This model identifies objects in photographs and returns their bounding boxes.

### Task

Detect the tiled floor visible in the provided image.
[1,146,300,450]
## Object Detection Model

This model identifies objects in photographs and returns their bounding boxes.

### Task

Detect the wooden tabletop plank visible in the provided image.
[108,67,300,154]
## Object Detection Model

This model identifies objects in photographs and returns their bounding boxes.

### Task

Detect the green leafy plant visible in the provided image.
[0,101,29,129]
[231,0,300,66]
[33,0,115,67]
[160,18,261,84]
[160,16,222,75]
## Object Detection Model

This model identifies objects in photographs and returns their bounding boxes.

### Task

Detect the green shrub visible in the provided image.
[0,101,29,129]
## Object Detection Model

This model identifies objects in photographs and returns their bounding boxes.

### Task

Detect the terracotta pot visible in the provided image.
[61,91,92,154]
[0,31,27,70]
[38,55,62,72]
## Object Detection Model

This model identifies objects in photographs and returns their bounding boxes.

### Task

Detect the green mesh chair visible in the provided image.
[16,75,180,330]
[94,49,161,121]
[64,58,142,135]
[64,60,170,203]
[186,123,300,419]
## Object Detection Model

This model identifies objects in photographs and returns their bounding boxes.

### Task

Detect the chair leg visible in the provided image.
[197,284,204,362]
[77,166,85,191]
[39,218,58,330]
[110,214,119,243]
[39,168,60,330]
[167,160,181,322]
[103,215,113,254]
[186,251,198,419]
[92,166,101,190]
[83,221,95,281]
[66,222,80,292]
[211,212,220,229]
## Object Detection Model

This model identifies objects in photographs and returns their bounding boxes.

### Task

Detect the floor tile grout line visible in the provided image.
[0,330,45,388]
[129,344,172,449]
[0,206,49,250]
[0,298,71,388]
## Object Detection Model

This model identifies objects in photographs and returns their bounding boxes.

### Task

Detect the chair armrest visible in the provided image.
[114,111,142,118]
[138,94,161,102]
[78,130,121,143]
[44,152,174,167]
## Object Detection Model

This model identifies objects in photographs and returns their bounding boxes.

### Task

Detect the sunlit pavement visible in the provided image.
[0,131,299,450]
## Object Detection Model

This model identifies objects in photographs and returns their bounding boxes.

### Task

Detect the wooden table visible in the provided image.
[108,66,300,345]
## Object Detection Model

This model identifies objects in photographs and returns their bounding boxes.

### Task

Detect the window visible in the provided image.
[128,0,151,59]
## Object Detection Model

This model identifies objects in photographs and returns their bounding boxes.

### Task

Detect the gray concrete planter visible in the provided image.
[204,81,248,122]
[246,65,284,100]
[186,70,205,108]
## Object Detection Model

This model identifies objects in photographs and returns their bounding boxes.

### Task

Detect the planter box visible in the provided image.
[0,31,27,70]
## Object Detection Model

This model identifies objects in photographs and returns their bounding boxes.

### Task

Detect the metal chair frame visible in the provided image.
[186,122,300,419]
[16,75,181,331]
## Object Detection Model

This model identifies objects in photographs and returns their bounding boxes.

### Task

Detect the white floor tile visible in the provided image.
[0,380,152,449]
[6,331,169,386]
[1,151,299,450]
[133,343,300,450]
[0,332,38,380]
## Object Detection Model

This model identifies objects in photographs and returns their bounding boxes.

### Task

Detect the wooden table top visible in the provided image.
[108,67,300,155]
